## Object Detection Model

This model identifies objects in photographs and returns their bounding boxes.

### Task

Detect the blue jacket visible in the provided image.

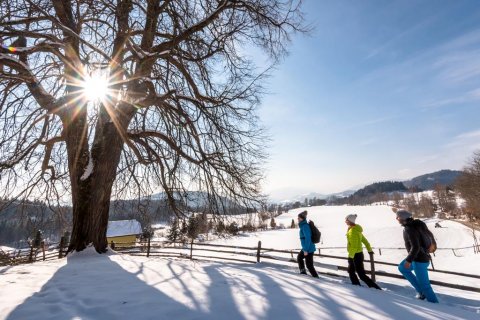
[299,220,316,253]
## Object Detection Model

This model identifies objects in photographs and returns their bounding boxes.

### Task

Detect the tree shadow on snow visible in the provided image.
[5,254,302,320]
[380,281,480,312]
[5,254,478,320]
[6,254,201,320]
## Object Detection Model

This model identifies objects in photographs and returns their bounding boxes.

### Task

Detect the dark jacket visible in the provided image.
[403,219,430,263]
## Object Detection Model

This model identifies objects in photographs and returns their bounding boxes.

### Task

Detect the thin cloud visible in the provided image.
[349,115,398,128]
[364,15,439,60]
[422,88,480,109]
[445,129,480,150]
[358,28,480,88]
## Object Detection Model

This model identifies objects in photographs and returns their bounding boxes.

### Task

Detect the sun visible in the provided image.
[82,73,110,102]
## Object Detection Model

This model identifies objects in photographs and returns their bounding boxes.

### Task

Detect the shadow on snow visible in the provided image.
[5,253,478,320]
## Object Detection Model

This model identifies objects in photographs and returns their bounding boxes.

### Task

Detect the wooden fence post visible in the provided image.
[430,256,435,270]
[190,239,194,260]
[256,241,262,263]
[58,236,65,259]
[472,229,478,254]
[378,248,382,256]
[41,241,46,261]
[369,252,376,282]
[28,245,34,263]
[147,237,151,258]
[111,241,115,250]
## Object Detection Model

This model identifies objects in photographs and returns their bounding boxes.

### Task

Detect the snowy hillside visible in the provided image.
[1,249,479,320]
[212,206,479,277]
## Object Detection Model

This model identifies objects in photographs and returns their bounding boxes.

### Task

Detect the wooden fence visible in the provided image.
[0,240,67,267]
[111,240,480,294]
[2,238,479,294]
[317,245,480,257]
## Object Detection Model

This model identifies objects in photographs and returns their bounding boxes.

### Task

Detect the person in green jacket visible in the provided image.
[345,214,381,289]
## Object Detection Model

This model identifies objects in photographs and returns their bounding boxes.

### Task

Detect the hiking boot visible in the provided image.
[415,293,426,300]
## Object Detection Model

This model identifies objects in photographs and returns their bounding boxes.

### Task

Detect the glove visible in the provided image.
[368,251,374,255]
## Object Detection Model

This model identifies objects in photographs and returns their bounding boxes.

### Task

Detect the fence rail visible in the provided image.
[0,241,65,266]
[110,240,480,294]
[2,239,479,294]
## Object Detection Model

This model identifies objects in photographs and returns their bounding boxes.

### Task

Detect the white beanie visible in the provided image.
[346,214,357,224]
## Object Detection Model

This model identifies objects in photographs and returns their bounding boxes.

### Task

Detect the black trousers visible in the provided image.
[297,251,319,278]
[348,252,381,289]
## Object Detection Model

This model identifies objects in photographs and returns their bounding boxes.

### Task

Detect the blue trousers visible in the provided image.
[398,259,438,303]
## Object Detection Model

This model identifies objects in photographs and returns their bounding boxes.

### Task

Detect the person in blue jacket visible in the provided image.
[297,211,319,278]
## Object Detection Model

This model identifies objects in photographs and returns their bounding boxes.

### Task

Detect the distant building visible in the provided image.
[107,220,142,246]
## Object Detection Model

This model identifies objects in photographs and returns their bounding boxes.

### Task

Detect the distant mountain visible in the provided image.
[272,169,462,205]
[351,181,407,198]
[404,170,462,190]
[330,190,357,198]
[274,189,356,204]
[150,190,213,207]
[148,191,246,213]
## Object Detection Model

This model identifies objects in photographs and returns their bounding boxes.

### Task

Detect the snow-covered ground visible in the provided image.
[209,205,480,292]
[1,249,479,320]
[212,206,478,272]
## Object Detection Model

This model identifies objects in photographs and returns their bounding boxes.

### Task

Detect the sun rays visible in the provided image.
[82,72,110,102]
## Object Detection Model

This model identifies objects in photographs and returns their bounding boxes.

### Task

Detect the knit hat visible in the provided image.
[346,214,357,224]
[298,211,307,220]
[396,210,412,220]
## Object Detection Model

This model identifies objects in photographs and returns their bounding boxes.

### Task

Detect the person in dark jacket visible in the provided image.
[396,210,438,303]
[297,211,319,278]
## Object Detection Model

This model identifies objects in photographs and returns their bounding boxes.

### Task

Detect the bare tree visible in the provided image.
[457,151,480,222]
[417,194,435,218]
[433,184,457,215]
[0,0,306,252]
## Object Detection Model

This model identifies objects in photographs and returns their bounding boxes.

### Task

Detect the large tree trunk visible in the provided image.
[67,118,126,253]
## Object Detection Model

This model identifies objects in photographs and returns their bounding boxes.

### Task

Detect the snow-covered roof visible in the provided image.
[107,220,142,237]
[0,245,15,253]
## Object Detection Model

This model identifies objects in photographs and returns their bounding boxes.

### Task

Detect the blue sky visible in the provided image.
[258,0,480,200]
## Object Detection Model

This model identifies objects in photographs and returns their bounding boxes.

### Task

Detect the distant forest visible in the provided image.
[0,196,249,247]
[331,181,409,205]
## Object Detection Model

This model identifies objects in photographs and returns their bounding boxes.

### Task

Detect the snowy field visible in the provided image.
[207,205,480,296]
[1,249,479,320]
[212,205,479,273]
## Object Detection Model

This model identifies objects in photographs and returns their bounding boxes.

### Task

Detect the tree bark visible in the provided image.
[67,121,126,253]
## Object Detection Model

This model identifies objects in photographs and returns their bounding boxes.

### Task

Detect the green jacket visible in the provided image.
[346,224,372,258]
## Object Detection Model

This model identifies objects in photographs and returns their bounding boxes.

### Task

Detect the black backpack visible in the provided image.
[309,221,321,244]
[413,219,437,253]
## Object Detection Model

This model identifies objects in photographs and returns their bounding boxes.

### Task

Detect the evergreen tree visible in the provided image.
[290,219,296,229]
[227,222,239,235]
[187,216,200,240]
[180,219,188,235]
[216,220,226,234]
[167,219,180,243]
[270,218,276,229]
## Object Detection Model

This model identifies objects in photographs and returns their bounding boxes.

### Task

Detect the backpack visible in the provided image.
[309,221,321,244]
[413,219,437,253]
